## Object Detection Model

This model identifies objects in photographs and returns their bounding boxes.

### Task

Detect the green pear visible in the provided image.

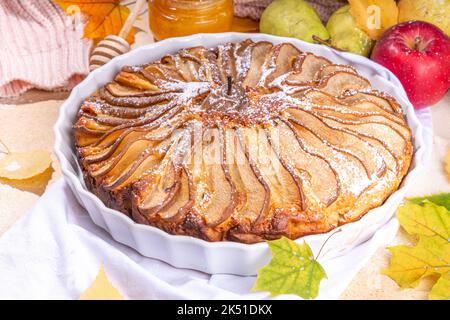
[326,5,374,57]
[260,0,329,43]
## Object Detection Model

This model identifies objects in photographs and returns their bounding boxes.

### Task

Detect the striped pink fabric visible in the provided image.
[0,0,92,98]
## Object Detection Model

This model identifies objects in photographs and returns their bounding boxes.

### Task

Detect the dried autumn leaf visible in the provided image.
[252,237,327,299]
[383,237,450,288]
[0,167,54,196]
[429,273,450,300]
[348,0,399,40]
[55,0,134,44]
[79,265,123,300]
[0,150,52,180]
[384,201,450,298]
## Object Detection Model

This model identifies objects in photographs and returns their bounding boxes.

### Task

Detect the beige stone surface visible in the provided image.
[0,97,62,235]
[0,10,449,299]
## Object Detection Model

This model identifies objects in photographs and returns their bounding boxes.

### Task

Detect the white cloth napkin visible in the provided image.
[0,109,435,300]
[0,179,401,299]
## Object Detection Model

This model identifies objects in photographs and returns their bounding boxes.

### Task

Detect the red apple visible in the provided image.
[371,21,450,109]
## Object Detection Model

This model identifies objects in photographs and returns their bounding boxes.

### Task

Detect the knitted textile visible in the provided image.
[0,0,91,98]
[234,0,347,23]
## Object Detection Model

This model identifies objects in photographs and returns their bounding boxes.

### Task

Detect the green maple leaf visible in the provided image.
[396,202,450,245]
[252,237,327,299]
[407,193,450,211]
[429,273,450,300]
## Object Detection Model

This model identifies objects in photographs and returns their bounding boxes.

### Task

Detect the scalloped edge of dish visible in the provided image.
[54,33,429,275]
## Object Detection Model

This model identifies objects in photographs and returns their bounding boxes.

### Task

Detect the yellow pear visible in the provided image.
[398,0,450,36]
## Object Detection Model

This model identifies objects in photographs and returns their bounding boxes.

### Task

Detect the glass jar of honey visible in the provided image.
[149,0,234,41]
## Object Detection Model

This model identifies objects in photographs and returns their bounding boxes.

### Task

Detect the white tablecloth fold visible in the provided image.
[0,108,436,300]
[0,178,400,300]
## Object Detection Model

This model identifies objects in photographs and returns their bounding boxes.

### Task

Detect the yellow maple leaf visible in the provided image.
[383,237,450,288]
[55,0,134,44]
[348,0,399,40]
[0,150,52,180]
[429,273,450,300]
[79,265,124,300]
[396,202,450,245]
[384,201,450,299]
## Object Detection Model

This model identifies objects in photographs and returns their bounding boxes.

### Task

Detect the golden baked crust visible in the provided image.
[73,39,413,243]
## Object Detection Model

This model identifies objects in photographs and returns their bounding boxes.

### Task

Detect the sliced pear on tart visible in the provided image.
[74,39,413,242]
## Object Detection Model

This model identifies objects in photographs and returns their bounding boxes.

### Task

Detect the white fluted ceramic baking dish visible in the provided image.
[54,33,427,275]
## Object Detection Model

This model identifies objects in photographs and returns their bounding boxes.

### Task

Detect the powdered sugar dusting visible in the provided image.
[74,39,413,241]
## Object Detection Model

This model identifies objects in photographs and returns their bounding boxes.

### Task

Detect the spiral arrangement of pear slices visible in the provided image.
[74,39,413,243]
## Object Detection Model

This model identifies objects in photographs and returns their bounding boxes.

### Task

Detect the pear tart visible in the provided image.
[74,40,413,243]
